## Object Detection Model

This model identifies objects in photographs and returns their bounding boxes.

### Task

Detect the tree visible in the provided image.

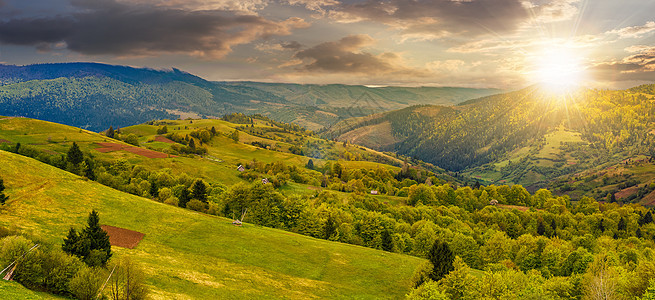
[381,230,393,252]
[62,227,82,256]
[428,239,454,282]
[0,177,7,205]
[537,221,546,236]
[69,266,106,300]
[188,138,196,150]
[81,210,112,266]
[306,159,314,170]
[598,218,605,233]
[106,126,115,138]
[618,217,627,231]
[191,179,208,203]
[67,142,84,165]
[645,211,653,225]
[63,210,112,267]
[108,257,149,300]
[231,129,239,142]
[323,216,338,240]
[178,187,191,208]
[550,219,557,237]
[211,126,217,136]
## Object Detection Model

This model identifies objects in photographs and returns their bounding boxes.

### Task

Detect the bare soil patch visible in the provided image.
[615,185,639,200]
[0,139,11,144]
[154,136,176,144]
[101,225,145,249]
[641,190,655,206]
[95,142,174,158]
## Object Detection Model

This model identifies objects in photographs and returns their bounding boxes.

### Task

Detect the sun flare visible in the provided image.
[530,46,587,94]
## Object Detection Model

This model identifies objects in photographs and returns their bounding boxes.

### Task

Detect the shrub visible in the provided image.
[69,266,107,300]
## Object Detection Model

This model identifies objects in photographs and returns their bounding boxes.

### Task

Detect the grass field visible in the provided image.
[0,281,64,300]
[0,150,424,299]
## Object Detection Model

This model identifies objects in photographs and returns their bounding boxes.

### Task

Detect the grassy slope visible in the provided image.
[0,281,64,300]
[0,117,402,187]
[0,150,423,299]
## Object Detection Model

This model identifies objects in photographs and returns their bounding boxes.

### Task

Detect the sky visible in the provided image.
[0,0,653,89]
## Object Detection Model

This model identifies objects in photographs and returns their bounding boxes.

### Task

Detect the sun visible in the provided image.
[529,46,587,94]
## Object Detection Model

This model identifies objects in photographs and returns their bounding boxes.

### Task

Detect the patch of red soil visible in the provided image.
[307,186,322,191]
[95,142,174,158]
[640,190,655,206]
[101,225,145,249]
[0,139,11,144]
[154,136,176,144]
[615,185,639,200]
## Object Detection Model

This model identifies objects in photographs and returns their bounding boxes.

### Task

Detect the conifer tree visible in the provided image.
[67,142,84,165]
[537,221,546,236]
[0,177,7,205]
[62,227,82,256]
[381,230,393,252]
[428,239,454,282]
[191,180,208,203]
[306,159,314,170]
[645,211,654,225]
[179,187,191,208]
[82,210,112,265]
[106,126,115,138]
[618,217,627,231]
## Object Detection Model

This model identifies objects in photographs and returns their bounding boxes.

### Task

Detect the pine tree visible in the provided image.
[306,159,314,170]
[82,210,112,265]
[189,138,196,150]
[599,218,605,232]
[191,180,208,203]
[0,177,7,205]
[537,221,546,236]
[428,239,454,282]
[381,230,393,252]
[637,228,643,238]
[645,211,654,225]
[550,219,557,237]
[618,217,627,231]
[211,126,217,136]
[106,126,115,138]
[323,216,337,240]
[179,188,191,208]
[62,227,81,256]
[67,142,84,165]
[149,181,158,198]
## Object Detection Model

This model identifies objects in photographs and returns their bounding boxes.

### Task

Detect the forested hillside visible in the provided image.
[0,63,498,131]
[324,84,655,199]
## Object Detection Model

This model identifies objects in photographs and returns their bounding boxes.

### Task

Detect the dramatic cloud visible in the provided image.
[524,0,581,23]
[0,0,308,58]
[327,0,529,40]
[116,0,268,14]
[292,34,428,76]
[591,46,655,82]
[609,21,655,39]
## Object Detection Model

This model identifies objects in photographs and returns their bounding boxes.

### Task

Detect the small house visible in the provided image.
[237,165,245,172]
[370,190,379,195]
[490,199,499,206]
[262,178,270,184]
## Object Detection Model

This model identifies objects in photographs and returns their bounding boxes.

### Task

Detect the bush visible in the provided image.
[69,266,107,300]
[186,199,207,212]
[108,257,149,300]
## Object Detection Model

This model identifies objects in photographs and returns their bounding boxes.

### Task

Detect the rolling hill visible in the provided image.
[0,63,500,131]
[0,150,424,298]
[323,84,655,200]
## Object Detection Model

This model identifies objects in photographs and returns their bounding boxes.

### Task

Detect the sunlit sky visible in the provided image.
[0,0,653,89]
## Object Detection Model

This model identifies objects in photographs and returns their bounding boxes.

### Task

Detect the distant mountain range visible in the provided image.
[0,62,500,131]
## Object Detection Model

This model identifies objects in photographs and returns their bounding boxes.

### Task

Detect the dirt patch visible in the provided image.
[616,185,640,200]
[154,136,176,144]
[641,190,655,206]
[307,186,322,191]
[0,139,11,144]
[101,225,145,249]
[95,142,174,158]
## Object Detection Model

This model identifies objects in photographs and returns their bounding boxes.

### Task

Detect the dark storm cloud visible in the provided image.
[293,34,428,76]
[328,0,530,38]
[0,0,308,58]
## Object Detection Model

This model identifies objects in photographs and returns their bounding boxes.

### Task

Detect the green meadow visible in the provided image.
[0,150,424,299]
